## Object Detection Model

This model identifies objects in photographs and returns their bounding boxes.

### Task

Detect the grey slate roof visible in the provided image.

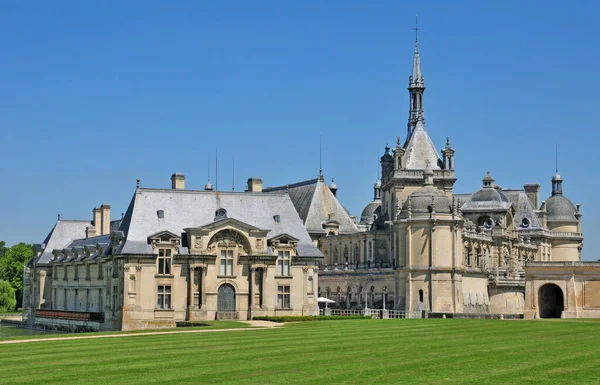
[545,194,577,222]
[118,188,322,257]
[461,187,511,212]
[36,220,91,264]
[501,190,542,229]
[263,177,358,235]
[403,121,442,170]
[360,200,382,225]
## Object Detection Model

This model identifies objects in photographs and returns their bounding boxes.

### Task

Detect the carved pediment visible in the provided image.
[268,233,299,248]
[207,229,251,255]
[147,230,180,251]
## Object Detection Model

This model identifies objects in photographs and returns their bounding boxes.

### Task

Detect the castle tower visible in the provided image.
[545,171,583,261]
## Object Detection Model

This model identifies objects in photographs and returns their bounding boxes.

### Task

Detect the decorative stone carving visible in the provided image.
[256,238,264,250]
[194,236,203,250]
[207,229,249,254]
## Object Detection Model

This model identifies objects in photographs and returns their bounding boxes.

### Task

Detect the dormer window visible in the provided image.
[521,218,530,228]
[215,208,227,221]
[274,215,281,223]
[157,210,165,219]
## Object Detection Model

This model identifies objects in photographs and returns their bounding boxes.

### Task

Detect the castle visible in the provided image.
[285,37,594,319]
[22,33,600,331]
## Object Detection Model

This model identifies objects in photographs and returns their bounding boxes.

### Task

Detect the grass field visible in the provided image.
[1,319,599,384]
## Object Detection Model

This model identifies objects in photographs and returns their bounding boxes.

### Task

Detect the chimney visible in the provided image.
[100,204,111,235]
[171,173,185,190]
[524,183,540,209]
[93,208,101,235]
[86,226,96,239]
[247,177,263,192]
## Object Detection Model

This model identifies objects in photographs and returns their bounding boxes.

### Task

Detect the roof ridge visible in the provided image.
[263,178,319,191]
[137,187,287,196]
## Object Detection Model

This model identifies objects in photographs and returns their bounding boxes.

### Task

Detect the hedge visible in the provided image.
[175,321,213,327]
[252,315,371,323]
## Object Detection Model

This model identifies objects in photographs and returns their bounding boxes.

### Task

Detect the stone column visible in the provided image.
[187,264,193,318]
[261,267,268,309]
[249,267,259,310]
[200,267,207,310]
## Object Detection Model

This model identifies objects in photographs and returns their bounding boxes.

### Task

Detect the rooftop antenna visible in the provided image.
[215,146,218,191]
[319,134,323,177]
[377,150,380,180]
[232,156,235,191]
[555,140,559,172]
[412,15,420,42]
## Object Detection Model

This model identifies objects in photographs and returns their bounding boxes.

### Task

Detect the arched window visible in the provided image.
[333,247,339,264]
[475,248,481,267]
[419,289,424,303]
[347,286,352,302]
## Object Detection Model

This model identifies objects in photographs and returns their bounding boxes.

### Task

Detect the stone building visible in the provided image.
[23,176,322,331]
[315,37,585,318]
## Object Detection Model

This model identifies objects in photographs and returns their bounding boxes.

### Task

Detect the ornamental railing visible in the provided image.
[35,309,105,322]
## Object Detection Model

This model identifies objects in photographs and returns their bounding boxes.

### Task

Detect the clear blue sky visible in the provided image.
[0,1,598,259]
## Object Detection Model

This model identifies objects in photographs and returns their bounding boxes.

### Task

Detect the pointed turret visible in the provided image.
[407,24,425,141]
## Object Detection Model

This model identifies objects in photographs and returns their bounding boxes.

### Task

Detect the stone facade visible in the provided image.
[315,38,584,318]
[24,178,322,331]
[524,262,600,319]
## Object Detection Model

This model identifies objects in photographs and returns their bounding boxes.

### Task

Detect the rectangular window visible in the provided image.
[63,289,67,310]
[112,285,119,315]
[74,265,79,281]
[86,264,91,280]
[158,249,172,275]
[98,263,103,279]
[219,250,234,276]
[74,289,79,311]
[277,285,291,309]
[157,285,171,309]
[63,266,67,281]
[86,289,90,312]
[277,251,290,276]
[99,288,103,312]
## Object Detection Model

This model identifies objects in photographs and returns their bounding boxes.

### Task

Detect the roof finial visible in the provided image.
[232,156,235,191]
[555,140,558,173]
[412,15,420,43]
[215,146,218,191]
[319,134,323,178]
[136,179,140,188]
[446,137,450,147]
[57,213,61,221]
[397,136,401,147]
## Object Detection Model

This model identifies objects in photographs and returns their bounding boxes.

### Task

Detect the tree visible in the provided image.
[0,280,16,313]
[0,243,33,308]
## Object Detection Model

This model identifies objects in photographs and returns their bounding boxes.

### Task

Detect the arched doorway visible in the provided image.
[217,284,236,312]
[538,284,564,318]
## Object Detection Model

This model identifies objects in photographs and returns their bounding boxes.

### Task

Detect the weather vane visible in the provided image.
[412,16,420,42]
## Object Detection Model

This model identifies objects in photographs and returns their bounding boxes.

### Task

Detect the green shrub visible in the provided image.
[0,280,16,313]
[253,315,371,323]
[175,321,213,327]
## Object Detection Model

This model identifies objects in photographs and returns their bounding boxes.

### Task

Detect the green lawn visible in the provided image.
[1,319,599,384]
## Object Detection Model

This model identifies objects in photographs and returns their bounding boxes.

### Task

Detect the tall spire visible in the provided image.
[407,16,425,141]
